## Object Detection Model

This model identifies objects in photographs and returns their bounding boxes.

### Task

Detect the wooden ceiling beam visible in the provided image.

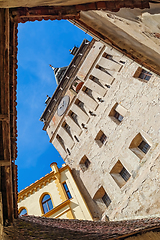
[0,115,9,122]
[0,162,11,166]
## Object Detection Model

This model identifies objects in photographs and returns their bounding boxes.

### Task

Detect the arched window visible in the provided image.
[19,208,27,216]
[41,194,53,214]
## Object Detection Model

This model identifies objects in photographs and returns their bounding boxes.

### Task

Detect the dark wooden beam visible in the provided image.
[0,162,11,166]
[0,9,15,225]
[0,115,9,122]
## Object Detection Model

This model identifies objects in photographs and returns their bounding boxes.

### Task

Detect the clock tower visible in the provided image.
[40,38,160,222]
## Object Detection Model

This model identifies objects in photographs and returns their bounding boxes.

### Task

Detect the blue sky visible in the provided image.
[17,19,92,192]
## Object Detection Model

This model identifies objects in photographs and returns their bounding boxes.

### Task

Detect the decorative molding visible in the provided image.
[18,165,71,202]
[18,173,56,201]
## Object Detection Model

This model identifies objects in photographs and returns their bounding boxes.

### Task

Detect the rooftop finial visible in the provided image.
[49,64,55,71]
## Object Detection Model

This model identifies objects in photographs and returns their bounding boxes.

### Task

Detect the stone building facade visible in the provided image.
[40,38,160,221]
[18,162,92,221]
[71,2,160,76]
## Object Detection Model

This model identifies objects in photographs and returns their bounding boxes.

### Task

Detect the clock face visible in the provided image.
[57,95,70,116]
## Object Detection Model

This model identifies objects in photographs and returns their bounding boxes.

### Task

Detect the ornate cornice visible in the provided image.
[18,165,70,202]
[18,171,56,202]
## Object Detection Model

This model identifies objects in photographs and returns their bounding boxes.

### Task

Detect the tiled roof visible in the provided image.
[3,216,160,239]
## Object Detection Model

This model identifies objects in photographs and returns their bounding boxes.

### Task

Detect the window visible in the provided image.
[69,110,80,126]
[102,193,111,207]
[76,100,84,109]
[99,133,107,144]
[96,65,109,74]
[19,208,27,216]
[83,86,92,97]
[42,194,53,214]
[129,133,151,159]
[119,167,131,182]
[71,78,84,93]
[139,69,152,81]
[95,130,107,147]
[114,111,123,122]
[56,134,65,150]
[63,182,72,199]
[134,67,152,81]
[62,122,72,138]
[103,52,113,60]
[89,111,96,116]
[74,135,79,142]
[93,186,111,212]
[138,140,150,154]
[110,160,131,188]
[109,103,127,124]
[71,112,77,122]
[63,122,70,134]
[84,158,90,168]
[79,155,91,172]
[66,148,71,155]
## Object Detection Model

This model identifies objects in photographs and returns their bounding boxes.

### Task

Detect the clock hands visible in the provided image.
[57,96,70,116]
[59,101,65,109]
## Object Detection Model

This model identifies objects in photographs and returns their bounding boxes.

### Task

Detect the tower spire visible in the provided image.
[49,64,67,85]
[49,64,55,71]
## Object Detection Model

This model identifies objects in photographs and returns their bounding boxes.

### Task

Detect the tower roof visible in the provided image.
[49,65,68,85]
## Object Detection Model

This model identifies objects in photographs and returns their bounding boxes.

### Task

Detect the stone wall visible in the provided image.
[78,3,160,75]
[112,154,160,221]
[68,42,160,221]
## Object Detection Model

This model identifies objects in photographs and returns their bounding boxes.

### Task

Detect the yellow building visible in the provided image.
[18,162,92,220]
